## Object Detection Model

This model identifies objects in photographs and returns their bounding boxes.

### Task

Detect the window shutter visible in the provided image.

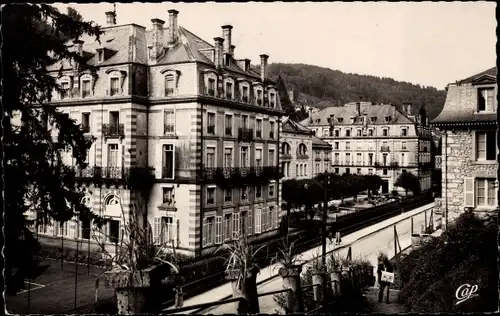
[471,131,476,161]
[155,144,163,179]
[255,209,261,234]
[232,213,240,239]
[202,218,208,246]
[247,211,253,235]
[153,217,160,244]
[215,216,222,244]
[464,177,475,208]
[273,208,278,228]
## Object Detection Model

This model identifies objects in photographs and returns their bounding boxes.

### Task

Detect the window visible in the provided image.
[61,81,70,99]
[476,131,496,161]
[357,168,361,174]
[368,168,373,175]
[401,141,407,151]
[241,115,248,129]
[469,178,497,207]
[224,148,233,168]
[162,187,174,204]
[323,129,329,136]
[224,187,233,202]
[255,149,262,167]
[368,153,373,165]
[232,212,241,239]
[240,146,249,167]
[225,54,231,67]
[208,78,216,96]
[202,216,215,246]
[315,163,320,173]
[334,142,339,150]
[371,117,377,123]
[337,118,343,123]
[296,164,299,176]
[225,114,232,136]
[382,153,388,165]
[254,208,262,234]
[270,121,275,139]
[334,167,339,174]
[255,185,262,199]
[82,80,91,98]
[241,185,248,201]
[268,149,275,166]
[368,129,374,136]
[108,219,120,243]
[334,153,340,164]
[256,90,263,105]
[345,129,351,137]
[163,144,174,179]
[400,153,406,166]
[356,153,362,164]
[82,113,90,133]
[345,168,350,175]
[225,82,233,99]
[382,129,388,136]
[154,216,175,245]
[206,187,215,205]
[401,127,408,136]
[207,112,216,135]
[108,144,118,167]
[345,142,350,150]
[350,117,355,124]
[110,77,120,96]
[242,86,249,103]
[270,92,276,107]
[346,153,351,164]
[165,75,175,96]
[98,50,104,62]
[334,130,340,137]
[256,119,262,138]
[324,162,329,172]
[357,129,362,136]
[383,169,388,175]
[164,110,175,134]
[269,183,275,197]
[206,147,215,168]
[385,116,391,123]
[478,88,495,112]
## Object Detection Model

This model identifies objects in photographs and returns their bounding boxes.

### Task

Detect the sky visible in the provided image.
[53,2,496,90]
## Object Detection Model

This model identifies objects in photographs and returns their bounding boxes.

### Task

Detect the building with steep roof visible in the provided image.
[37,9,284,257]
[300,102,434,194]
[431,67,498,230]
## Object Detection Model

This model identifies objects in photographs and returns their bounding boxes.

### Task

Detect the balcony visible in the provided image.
[297,154,309,160]
[380,146,390,152]
[207,125,215,135]
[238,128,254,142]
[102,124,124,138]
[201,166,279,185]
[202,167,217,181]
[256,130,262,138]
[280,153,292,161]
[75,166,155,189]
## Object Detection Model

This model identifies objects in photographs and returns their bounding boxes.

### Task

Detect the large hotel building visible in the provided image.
[33,10,284,256]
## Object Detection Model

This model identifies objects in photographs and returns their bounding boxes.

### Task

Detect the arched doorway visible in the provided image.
[104,194,122,244]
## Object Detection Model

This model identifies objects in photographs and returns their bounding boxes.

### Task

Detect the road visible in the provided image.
[176,202,437,314]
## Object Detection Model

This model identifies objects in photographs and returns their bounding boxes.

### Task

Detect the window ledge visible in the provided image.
[473,160,497,165]
[473,206,497,212]
[475,111,497,114]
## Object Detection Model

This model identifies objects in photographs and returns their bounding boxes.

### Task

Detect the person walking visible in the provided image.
[377,255,393,304]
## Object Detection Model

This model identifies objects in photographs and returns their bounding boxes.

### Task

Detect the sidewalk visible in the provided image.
[365,287,407,313]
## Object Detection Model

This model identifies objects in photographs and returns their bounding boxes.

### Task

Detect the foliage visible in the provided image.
[394,171,421,196]
[397,212,497,313]
[3,3,103,294]
[267,63,446,120]
[270,235,303,270]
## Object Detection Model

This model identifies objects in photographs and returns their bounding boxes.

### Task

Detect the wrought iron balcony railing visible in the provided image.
[200,166,280,184]
[102,124,124,138]
[297,154,309,160]
[238,128,254,142]
[75,166,155,188]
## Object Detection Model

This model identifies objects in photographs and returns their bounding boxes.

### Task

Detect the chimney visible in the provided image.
[259,54,269,82]
[356,102,361,117]
[73,40,84,56]
[230,45,235,56]
[168,9,179,44]
[222,25,233,54]
[150,18,165,61]
[245,59,250,72]
[105,11,116,26]
[214,37,224,68]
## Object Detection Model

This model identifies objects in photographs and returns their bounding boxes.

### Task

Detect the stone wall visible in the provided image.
[441,129,497,226]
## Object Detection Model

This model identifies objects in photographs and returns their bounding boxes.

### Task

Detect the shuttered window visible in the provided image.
[215,216,222,244]
[255,208,261,234]
[463,177,475,208]
[232,212,240,239]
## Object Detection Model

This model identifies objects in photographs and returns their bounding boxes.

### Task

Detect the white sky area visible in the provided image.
[53,2,496,90]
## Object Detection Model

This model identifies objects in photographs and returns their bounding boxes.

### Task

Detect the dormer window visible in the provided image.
[350,117,355,124]
[478,87,495,112]
[345,129,351,137]
[337,118,343,123]
[110,77,120,96]
[382,128,388,136]
[98,50,104,63]
[82,79,91,98]
[368,129,374,136]
[225,54,231,67]
[385,116,391,123]
[225,81,233,99]
[165,75,175,96]
[360,117,364,124]
[256,89,263,106]
[401,127,408,136]
[334,129,339,137]
[371,117,377,123]
[316,119,320,124]
[270,92,276,108]
[208,78,216,96]
[60,81,70,99]
[356,129,362,136]
[242,86,249,103]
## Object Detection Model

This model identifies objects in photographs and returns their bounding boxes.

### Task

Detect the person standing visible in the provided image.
[377,255,393,303]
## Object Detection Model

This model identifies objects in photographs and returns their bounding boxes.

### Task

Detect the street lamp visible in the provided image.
[304,171,330,307]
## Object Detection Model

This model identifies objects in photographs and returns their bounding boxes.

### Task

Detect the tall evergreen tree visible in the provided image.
[3,4,102,294]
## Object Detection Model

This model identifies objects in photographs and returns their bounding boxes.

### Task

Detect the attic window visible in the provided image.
[385,116,391,123]
[360,117,364,124]
[350,117,355,124]
[316,119,320,123]
[371,117,377,123]
[337,118,343,123]
[225,54,231,67]
[98,50,104,63]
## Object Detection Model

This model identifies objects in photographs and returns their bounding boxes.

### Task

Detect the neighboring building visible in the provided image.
[33,9,284,257]
[279,117,332,180]
[301,102,434,194]
[431,67,498,229]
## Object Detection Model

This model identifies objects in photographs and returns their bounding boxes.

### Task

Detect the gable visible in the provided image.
[471,74,496,85]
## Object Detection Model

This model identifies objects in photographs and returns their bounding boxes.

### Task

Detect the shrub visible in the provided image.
[396,211,497,313]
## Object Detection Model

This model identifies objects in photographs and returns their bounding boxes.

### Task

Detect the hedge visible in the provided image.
[396,211,497,313]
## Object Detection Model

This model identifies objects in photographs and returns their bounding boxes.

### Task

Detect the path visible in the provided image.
[365,287,407,313]
[164,202,436,314]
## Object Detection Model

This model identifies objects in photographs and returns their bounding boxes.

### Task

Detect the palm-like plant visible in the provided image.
[270,235,302,271]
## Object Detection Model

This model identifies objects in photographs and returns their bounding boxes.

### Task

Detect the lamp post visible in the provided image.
[304,171,329,307]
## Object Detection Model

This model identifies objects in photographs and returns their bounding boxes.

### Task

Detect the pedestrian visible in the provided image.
[377,254,393,304]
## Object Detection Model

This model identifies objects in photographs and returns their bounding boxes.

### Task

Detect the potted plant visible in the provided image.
[311,256,327,305]
[93,200,181,314]
[218,235,265,314]
[327,252,342,296]
[272,235,305,313]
